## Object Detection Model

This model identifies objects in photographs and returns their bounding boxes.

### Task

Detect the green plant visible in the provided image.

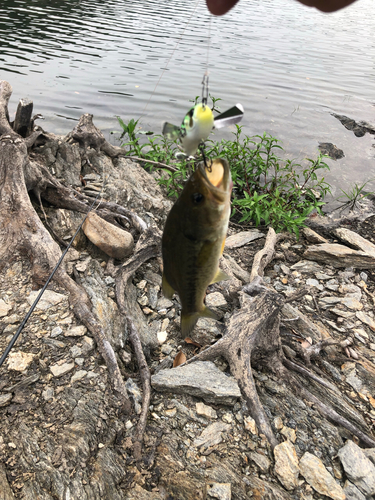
[336,180,374,212]
[117,97,331,236]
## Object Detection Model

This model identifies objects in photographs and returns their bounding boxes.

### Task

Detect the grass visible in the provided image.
[115,98,331,237]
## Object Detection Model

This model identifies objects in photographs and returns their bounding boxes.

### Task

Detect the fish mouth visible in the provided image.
[198,158,232,200]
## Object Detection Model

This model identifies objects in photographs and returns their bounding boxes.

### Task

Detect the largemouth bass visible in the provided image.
[162,158,232,336]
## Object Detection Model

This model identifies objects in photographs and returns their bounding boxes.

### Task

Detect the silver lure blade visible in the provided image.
[214,103,244,129]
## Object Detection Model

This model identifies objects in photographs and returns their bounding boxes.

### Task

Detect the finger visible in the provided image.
[206,0,240,15]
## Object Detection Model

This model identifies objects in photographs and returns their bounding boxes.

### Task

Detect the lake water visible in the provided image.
[1,0,375,199]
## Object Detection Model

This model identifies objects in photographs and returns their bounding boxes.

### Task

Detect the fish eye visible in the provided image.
[192,192,204,204]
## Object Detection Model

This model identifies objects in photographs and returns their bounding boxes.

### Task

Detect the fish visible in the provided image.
[161,158,232,336]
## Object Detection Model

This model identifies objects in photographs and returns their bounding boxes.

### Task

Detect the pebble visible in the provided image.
[360,272,368,282]
[161,344,173,355]
[206,482,231,500]
[64,325,87,337]
[148,287,158,309]
[281,426,297,443]
[273,417,284,430]
[343,482,366,500]
[306,278,324,291]
[70,345,82,357]
[7,351,35,372]
[50,362,75,378]
[71,370,87,383]
[0,299,12,317]
[137,295,148,306]
[196,402,217,419]
[26,289,66,310]
[290,260,322,273]
[193,421,231,451]
[81,336,95,354]
[75,358,85,366]
[248,451,271,473]
[299,452,345,500]
[0,393,13,407]
[51,326,63,338]
[356,311,375,331]
[206,292,227,308]
[274,440,300,490]
[244,416,258,435]
[157,331,168,344]
[225,230,264,249]
[42,388,54,401]
[157,297,174,309]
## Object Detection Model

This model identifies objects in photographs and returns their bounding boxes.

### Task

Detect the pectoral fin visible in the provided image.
[162,274,175,299]
[210,268,231,284]
[181,307,218,336]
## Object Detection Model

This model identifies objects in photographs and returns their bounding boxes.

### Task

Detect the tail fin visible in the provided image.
[181,307,218,337]
[162,122,180,140]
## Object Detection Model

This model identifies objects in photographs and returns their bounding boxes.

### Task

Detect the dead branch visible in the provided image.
[250,227,280,281]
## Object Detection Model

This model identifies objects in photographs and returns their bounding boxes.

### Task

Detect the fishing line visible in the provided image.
[142,0,202,115]
[0,188,104,368]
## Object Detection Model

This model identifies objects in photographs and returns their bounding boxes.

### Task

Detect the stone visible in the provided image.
[343,482,366,500]
[338,440,375,497]
[334,227,375,258]
[42,388,54,401]
[290,260,322,273]
[51,326,63,338]
[274,440,300,490]
[151,361,241,405]
[157,297,174,309]
[280,426,296,443]
[206,292,227,308]
[81,336,95,354]
[7,351,35,372]
[0,299,12,317]
[70,345,82,358]
[193,421,231,451]
[82,212,134,259]
[224,230,264,249]
[71,370,87,383]
[206,482,231,500]
[0,393,12,407]
[64,325,87,337]
[306,278,323,291]
[26,289,66,310]
[244,416,258,435]
[303,243,375,269]
[299,452,345,500]
[302,227,328,244]
[196,402,217,419]
[125,378,142,415]
[248,451,271,473]
[157,331,168,344]
[50,362,75,378]
[341,297,363,311]
[273,417,284,430]
[124,483,164,500]
[356,311,375,331]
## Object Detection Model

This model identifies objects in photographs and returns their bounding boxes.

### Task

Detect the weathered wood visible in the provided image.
[13,98,33,137]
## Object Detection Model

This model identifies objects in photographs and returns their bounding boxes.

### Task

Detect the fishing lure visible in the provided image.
[162,74,244,157]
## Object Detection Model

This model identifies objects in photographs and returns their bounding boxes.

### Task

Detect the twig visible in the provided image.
[123,156,178,173]
[250,227,280,282]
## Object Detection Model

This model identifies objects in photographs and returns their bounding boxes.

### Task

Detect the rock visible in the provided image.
[274,440,300,491]
[318,142,344,160]
[341,297,363,311]
[124,484,164,500]
[343,482,366,500]
[193,421,231,451]
[273,417,284,430]
[303,243,375,269]
[290,260,322,273]
[221,253,251,283]
[81,336,95,354]
[306,278,323,291]
[51,326,63,337]
[356,311,375,331]
[248,451,271,473]
[225,230,264,249]
[0,463,15,500]
[332,113,375,137]
[244,416,258,435]
[157,297,174,310]
[82,212,134,260]
[64,325,87,337]
[364,448,375,466]
[7,351,35,371]
[26,289,66,310]
[151,361,241,405]
[299,452,345,500]
[338,440,375,497]
[0,393,13,407]
[0,299,12,317]
[302,227,328,244]
[206,292,227,308]
[334,227,375,258]
[196,402,217,419]
[50,362,75,378]
[125,378,142,415]
[206,482,231,499]
[42,388,54,401]
[157,331,168,344]
[71,370,87,383]
[280,426,296,443]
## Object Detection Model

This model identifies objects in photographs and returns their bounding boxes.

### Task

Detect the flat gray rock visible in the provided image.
[338,440,375,497]
[290,260,322,273]
[225,230,264,249]
[27,289,67,310]
[304,243,375,269]
[151,361,241,405]
[343,482,366,500]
